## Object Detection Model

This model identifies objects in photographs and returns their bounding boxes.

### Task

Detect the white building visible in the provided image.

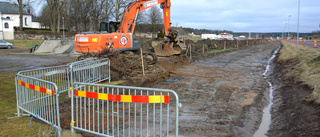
[201,34,218,40]
[218,33,233,40]
[0,2,40,40]
[0,16,14,40]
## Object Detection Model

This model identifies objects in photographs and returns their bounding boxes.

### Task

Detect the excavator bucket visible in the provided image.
[154,39,186,57]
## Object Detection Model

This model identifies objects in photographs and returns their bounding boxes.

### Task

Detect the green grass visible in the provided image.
[206,48,236,54]
[279,42,320,103]
[0,71,81,136]
[6,40,43,49]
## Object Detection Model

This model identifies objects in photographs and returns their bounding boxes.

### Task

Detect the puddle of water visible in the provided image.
[253,47,280,137]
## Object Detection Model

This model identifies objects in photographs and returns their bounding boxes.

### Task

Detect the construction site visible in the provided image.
[1,37,320,137]
[1,0,320,137]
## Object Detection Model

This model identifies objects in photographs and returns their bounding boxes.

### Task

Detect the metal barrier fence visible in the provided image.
[15,74,61,136]
[70,82,180,137]
[69,58,111,96]
[17,65,70,93]
[15,58,111,136]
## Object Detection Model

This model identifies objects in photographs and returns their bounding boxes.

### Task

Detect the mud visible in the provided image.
[148,42,280,136]
[4,39,319,136]
[267,57,320,137]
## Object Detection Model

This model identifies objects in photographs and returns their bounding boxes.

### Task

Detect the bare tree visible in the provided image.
[148,6,163,37]
[10,0,32,32]
[105,0,113,21]
[112,0,129,21]
[56,0,66,32]
[46,0,58,32]
[39,4,51,28]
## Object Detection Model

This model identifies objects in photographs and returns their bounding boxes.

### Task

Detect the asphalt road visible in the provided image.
[289,40,319,49]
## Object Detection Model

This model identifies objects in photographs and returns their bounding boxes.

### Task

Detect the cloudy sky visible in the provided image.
[170,0,320,33]
[1,0,319,33]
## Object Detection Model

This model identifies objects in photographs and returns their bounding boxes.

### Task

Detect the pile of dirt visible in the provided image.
[184,39,270,60]
[57,39,275,136]
[76,39,270,86]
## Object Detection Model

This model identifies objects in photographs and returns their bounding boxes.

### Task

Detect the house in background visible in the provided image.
[218,33,233,40]
[0,2,40,40]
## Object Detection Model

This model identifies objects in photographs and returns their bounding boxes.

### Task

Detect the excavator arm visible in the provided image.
[118,0,171,36]
[118,0,185,56]
[74,0,184,56]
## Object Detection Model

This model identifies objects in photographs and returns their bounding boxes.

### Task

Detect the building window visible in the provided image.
[4,22,9,29]
[25,17,28,26]
[6,16,10,19]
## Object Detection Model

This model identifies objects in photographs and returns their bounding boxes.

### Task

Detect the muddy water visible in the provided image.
[253,46,280,137]
[153,42,280,137]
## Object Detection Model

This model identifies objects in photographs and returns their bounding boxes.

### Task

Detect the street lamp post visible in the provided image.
[288,15,292,39]
[62,17,65,40]
[296,0,300,49]
[283,23,287,39]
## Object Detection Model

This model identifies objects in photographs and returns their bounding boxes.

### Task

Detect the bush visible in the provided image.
[14,27,68,32]
[157,32,165,39]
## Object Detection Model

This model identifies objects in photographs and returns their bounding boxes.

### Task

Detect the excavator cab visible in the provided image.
[99,21,120,33]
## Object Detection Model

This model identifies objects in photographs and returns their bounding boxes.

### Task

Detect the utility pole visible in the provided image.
[296,0,300,49]
[288,15,292,39]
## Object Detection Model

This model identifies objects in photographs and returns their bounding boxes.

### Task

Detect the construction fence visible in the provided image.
[15,58,111,136]
[15,58,180,137]
[70,83,180,137]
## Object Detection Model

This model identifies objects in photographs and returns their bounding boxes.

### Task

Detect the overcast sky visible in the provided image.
[170,0,320,33]
[1,0,319,33]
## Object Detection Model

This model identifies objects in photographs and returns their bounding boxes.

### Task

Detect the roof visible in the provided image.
[220,33,231,36]
[1,17,11,20]
[0,2,28,14]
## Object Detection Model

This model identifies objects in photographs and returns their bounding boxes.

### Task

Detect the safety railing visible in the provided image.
[17,65,70,93]
[69,58,110,86]
[15,74,61,136]
[70,82,180,137]
[15,58,111,136]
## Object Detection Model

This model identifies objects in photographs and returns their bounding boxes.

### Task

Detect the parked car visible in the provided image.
[0,40,13,49]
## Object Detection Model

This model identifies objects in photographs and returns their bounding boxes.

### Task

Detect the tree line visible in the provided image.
[8,0,233,36]
[37,0,167,33]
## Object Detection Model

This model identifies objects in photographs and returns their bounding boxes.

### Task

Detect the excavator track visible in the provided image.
[142,51,158,65]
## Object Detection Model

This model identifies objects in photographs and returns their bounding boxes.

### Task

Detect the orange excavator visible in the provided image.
[74,0,185,57]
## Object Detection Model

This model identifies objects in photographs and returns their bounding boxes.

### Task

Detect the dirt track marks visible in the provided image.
[154,42,280,137]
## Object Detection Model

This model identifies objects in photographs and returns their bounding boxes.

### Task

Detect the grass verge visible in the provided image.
[0,71,81,136]
[279,42,320,103]
[6,40,43,49]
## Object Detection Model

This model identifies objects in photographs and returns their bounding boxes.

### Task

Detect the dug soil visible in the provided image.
[5,39,320,136]
[60,41,320,137]
[149,42,280,136]
[267,58,320,137]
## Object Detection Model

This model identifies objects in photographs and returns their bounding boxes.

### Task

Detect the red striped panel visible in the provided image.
[74,90,78,96]
[164,96,169,104]
[108,94,120,101]
[86,92,98,99]
[29,84,35,90]
[40,87,46,94]
[132,95,149,103]
[21,81,25,87]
